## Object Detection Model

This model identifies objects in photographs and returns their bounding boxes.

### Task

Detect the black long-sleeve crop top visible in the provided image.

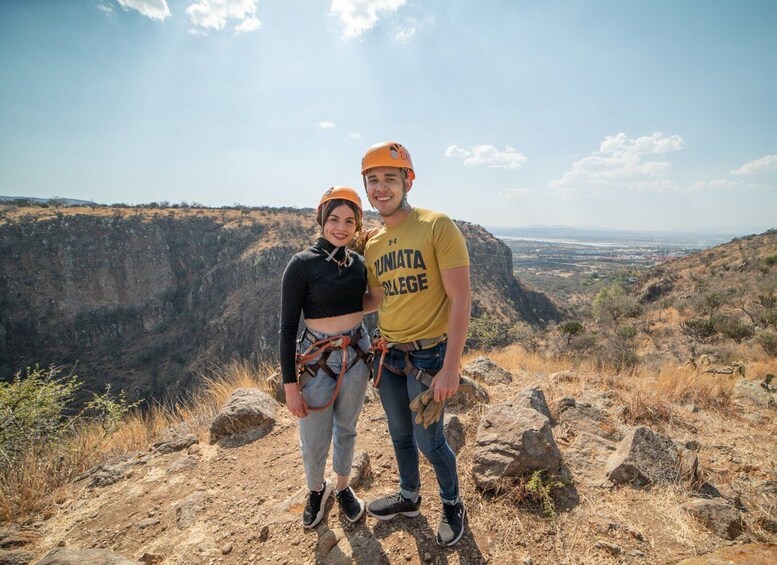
[279,238,367,383]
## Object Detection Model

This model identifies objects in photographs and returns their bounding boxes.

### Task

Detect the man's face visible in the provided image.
[364,166,410,218]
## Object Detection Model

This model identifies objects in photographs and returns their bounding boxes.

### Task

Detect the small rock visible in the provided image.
[221,543,233,555]
[317,529,339,555]
[135,517,160,529]
[594,540,622,555]
[139,553,165,564]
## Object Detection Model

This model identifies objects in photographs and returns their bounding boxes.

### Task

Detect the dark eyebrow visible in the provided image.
[327,212,355,221]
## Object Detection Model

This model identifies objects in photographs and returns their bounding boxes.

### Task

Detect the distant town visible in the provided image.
[491,226,746,302]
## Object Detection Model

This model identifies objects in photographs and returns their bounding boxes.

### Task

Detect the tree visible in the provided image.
[593,284,642,324]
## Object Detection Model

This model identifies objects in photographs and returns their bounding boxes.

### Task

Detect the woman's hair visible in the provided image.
[319,198,363,234]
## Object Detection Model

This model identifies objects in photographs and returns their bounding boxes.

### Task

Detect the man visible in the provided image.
[362,141,471,547]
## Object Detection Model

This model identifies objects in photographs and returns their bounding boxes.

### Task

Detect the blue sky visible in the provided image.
[1,1,775,234]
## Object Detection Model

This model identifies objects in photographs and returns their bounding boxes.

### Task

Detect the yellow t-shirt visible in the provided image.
[365,208,470,343]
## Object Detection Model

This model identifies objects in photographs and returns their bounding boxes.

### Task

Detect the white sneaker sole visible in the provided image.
[436,506,466,547]
[367,508,420,521]
[303,480,333,529]
[343,500,366,523]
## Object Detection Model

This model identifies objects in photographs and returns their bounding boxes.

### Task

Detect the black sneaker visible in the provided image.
[336,486,365,523]
[302,480,332,528]
[436,500,466,547]
[366,492,421,521]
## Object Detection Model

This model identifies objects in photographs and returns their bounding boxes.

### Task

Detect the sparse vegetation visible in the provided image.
[0,366,138,520]
[466,315,512,350]
[525,470,566,519]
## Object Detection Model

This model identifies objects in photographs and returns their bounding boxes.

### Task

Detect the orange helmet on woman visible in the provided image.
[361,141,415,180]
[316,186,362,226]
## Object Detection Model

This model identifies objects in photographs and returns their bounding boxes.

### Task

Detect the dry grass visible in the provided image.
[0,424,115,521]
[0,359,277,523]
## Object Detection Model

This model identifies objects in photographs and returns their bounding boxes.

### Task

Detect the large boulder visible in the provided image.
[605,426,685,486]
[732,378,775,413]
[462,357,513,385]
[448,375,489,408]
[556,398,623,441]
[675,543,777,565]
[562,431,617,487]
[443,414,465,454]
[209,388,278,442]
[681,498,744,540]
[472,401,562,491]
[36,548,136,565]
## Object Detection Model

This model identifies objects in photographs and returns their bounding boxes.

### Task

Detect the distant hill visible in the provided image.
[490,225,743,248]
[0,205,562,405]
[631,229,777,363]
[0,195,97,206]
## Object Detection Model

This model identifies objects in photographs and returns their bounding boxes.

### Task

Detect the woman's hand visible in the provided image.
[284,383,309,418]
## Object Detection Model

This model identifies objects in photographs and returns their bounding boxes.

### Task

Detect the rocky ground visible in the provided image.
[2,355,776,565]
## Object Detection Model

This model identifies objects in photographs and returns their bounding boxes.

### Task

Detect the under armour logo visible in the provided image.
[388,238,397,245]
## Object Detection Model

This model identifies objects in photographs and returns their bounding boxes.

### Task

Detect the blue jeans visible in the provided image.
[297,323,370,491]
[374,341,460,504]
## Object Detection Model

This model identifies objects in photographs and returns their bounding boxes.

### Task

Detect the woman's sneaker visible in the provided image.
[366,492,421,520]
[336,486,365,523]
[303,480,332,528]
[436,500,466,547]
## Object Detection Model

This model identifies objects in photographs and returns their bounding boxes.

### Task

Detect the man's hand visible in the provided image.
[430,366,460,403]
[284,383,309,418]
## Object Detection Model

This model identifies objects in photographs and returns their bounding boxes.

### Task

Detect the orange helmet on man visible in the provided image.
[361,142,415,180]
[316,186,362,227]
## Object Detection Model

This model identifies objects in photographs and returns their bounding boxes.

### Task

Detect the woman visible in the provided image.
[279,186,371,529]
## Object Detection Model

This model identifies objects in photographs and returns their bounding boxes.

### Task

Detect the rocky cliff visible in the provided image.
[0,206,561,403]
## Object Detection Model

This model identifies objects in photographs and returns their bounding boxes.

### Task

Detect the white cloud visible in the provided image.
[235,15,261,33]
[117,0,170,21]
[550,132,684,194]
[730,154,777,176]
[330,0,408,39]
[444,144,527,170]
[319,121,335,129]
[98,2,114,15]
[186,0,260,33]
[502,188,530,199]
[348,133,362,140]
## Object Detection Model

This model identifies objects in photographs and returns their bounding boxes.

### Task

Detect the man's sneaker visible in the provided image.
[436,500,466,547]
[302,480,332,528]
[366,492,421,520]
[336,486,365,523]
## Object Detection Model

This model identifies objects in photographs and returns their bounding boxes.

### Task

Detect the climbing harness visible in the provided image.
[369,332,447,389]
[295,327,371,411]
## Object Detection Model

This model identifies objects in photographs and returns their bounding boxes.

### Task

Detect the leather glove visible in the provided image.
[410,388,444,429]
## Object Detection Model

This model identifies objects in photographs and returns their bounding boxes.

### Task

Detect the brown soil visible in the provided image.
[25,359,777,565]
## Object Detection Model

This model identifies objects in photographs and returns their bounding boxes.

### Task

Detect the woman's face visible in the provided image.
[323,203,358,247]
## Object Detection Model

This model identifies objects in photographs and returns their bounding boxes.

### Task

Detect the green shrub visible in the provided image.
[466,316,512,350]
[569,332,599,354]
[525,470,565,519]
[559,321,584,343]
[680,318,718,342]
[593,284,642,323]
[756,330,777,357]
[763,254,777,266]
[0,366,137,471]
[716,317,754,343]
